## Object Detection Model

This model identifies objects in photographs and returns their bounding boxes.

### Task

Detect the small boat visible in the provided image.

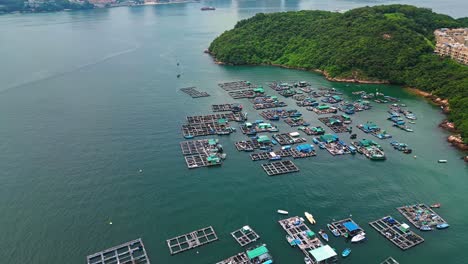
[277,210,289,215]
[177,74,181,78]
[438,160,448,163]
[351,232,366,243]
[318,230,329,242]
[184,135,194,139]
[200,6,216,11]
[304,212,316,225]
[430,203,441,208]
[304,257,312,264]
[271,139,278,145]
[437,223,450,229]
[327,224,340,237]
[342,248,351,258]
[419,225,432,231]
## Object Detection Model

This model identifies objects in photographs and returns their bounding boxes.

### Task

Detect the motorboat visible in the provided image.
[318,230,329,242]
[430,203,441,208]
[420,225,432,231]
[277,210,289,215]
[327,224,340,237]
[342,248,351,257]
[351,232,366,243]
[304,212,316,224]
[436,223,449,229]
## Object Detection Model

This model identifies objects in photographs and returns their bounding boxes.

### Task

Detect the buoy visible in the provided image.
[414,155,417,158]
[196,251,199,254]
[139,169,143,173]
[109,221,113,225]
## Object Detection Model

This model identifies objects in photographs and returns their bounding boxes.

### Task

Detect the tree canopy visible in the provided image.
[209,5,468,142]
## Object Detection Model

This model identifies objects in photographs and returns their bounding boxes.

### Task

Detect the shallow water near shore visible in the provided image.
[0,1,467,263]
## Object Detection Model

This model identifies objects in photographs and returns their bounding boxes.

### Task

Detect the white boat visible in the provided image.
[351,232,366,243]
[277,210,289,215]
[304,212,316,224]
[438,160,447,163]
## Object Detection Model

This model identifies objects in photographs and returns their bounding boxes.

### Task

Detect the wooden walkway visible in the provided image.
[180,87,210,98]
[166,226,218,255]
[261,160,299,176]
[86,238,150,264]
[369,216,424,250]
[230,226,260,246]
[397,204,448,229]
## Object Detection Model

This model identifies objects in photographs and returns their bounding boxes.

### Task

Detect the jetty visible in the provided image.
[86,238,150,264]
[231,225,260,246]
[381,257,399,264]
[397,204,448,230]
[318,115,351,133]
[369,216,424,250]
[278,217,338,263]
[261,160,299,176]
[180,87,210,98]
[329,218,364,237]
[218,81,254,91]
[272,132,307,145]
[166,226,218,255]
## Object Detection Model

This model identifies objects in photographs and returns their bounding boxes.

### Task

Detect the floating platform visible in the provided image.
[180,87,210,98]
[318,115,351,133]
[397,204,448,230]
[231,226,260,246]
[261,160,299,176]
[166,226,218,255]
[234,140,273,152]
[228,90,257,99]
[186,113,246,124]
[329,218,364,237]
[212,103,242,112]
[250,149,316,161]
[216,252,250,264]
[180,139,213,155]
[86,238,150,264]
[182,123,234,138]
[272,133,307,146]
[381,257,399,264]
[369,216,424,250]
[218,81,254,91]
[185,153,222,169]
[251,96,287,110]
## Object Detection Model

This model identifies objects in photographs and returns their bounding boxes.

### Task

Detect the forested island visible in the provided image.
[209,5,468,146]
[0,0,94,13]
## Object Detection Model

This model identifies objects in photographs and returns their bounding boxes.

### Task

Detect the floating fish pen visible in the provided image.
[369,216,424,250]
[216,252,250,264]
[261,160,299,176]
[185,153,222,169]
[279,89,297,97]
[298,126,325,136]
[250,148,316,161]
[166,226,218,255]
[278,217,337,263]
[307,105,338,115]
[329,218,365,237]
[180,139,220,155]
[272,133,307,146]
[186,113,245,124]
[231,225,260,246]
[212,103,243,112]
[296,98,318,107]
[352,140,386,160]
[228,90,257,99]
[397,204,448,230]
[284,117,310,127]
[318,116,351,133]
[292,94,307,101]
[235,140,274,152]
[381,257,399,264]
[259,109,302,119]
[218,81,254,91]
[180,139,225,169]
[251,96,287,110]
[180,87,210,98]
[269,82,294,91]
[182,123,235,138]
[87,238,150,264]
[316,134,351,156]
[240,123,278,134]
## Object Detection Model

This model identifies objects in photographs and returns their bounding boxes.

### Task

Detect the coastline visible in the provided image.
[212,55,468,155]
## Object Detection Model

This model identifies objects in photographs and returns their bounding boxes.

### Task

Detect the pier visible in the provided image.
[180,87,210,98]
[218,81,254,91]
[369,216,424,250]
[166,226,218,255]
[86,238,150,264]
[231,225,260,246]
[261,160,299,176]
[397,204,448,230]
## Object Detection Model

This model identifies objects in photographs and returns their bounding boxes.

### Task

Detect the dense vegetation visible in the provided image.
[0,0,94,13]
[209,5,468,143]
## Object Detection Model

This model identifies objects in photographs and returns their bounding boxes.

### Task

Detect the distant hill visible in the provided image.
[209,5,468,143]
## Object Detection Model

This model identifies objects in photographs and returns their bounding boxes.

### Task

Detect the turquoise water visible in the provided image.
[0,1,467,263]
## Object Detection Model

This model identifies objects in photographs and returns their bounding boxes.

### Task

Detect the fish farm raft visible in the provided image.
[166,226,218,255]
[397,204,449,230]
[86,238,150,264]
[369,216,424,250]
[230,225,260,246]
[261,160,299,176]
[180,87,210,98]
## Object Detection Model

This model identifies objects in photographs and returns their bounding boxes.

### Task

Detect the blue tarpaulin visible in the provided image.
[343,221,359,232]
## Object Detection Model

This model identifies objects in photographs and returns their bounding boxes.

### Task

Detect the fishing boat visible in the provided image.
[327,224,340,237]
[277,210,289,215]
[419,225,432,231]
[184,134,194,139]
[304,212,316,225]
[438,160,448,163]
[437,223,450,229]
[351,232,366,243]
[342,248,351,258]
[318,230,329,242]
[430,203,441,208]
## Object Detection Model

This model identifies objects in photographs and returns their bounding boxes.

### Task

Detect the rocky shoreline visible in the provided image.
[210,55,467,159]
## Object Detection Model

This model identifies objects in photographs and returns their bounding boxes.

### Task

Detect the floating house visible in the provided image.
[296,144,314,153]
[246,244,274,264]
[320,134,339,143]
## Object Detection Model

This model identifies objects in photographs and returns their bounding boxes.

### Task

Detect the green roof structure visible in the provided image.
[246,245,269,259]
[309,245,337,262]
